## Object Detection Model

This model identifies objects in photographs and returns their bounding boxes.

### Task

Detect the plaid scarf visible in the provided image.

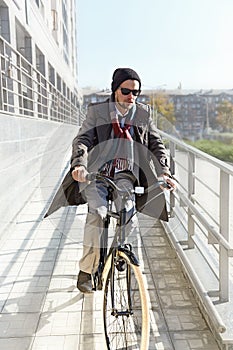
[111,113,133,140]
[99,102,136,177]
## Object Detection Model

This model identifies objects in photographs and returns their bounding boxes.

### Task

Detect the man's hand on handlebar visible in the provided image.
[158,174,177,191]
[72,169,177,192]
[72,166,89,182]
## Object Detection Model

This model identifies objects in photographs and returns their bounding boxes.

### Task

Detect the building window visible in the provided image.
[48,63,55,85]
[35,0,44,17]
[51,10,58,31]
[36,45,45,75]
[62,0,69,64]
[57,74,61,92]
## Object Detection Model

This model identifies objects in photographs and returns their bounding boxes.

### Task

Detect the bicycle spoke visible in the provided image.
[103,252,148,350]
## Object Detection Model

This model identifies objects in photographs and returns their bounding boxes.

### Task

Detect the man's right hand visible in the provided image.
[71,166,88,182]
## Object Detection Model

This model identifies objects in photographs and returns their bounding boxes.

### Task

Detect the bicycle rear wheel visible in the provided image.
[103,250,149,350]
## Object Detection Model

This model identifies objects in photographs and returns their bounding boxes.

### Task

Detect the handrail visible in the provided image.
[176,190,233,255]
[165,222,226,333]
[0,35,86,125]
[159,129,233,175]
[158,129,233,306]
[156,128,233,336]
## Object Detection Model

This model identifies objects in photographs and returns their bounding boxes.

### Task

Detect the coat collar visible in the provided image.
[92,98,149,125]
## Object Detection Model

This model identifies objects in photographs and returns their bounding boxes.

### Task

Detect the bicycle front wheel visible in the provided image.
[103,250,150,350]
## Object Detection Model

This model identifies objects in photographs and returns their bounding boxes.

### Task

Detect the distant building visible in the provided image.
[168,89,233,139]
[81,88,150,111]
[81,88,233,139]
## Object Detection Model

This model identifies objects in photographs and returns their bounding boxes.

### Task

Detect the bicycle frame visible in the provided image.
[86,172,166,349]
[95,182,138,293]
[90,171,169,291]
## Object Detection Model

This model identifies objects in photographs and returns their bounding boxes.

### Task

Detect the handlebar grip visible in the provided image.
[86,172,97,181]
[158,180,172,190]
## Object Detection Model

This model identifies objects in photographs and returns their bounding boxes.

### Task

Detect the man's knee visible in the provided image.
[88,206,108,221]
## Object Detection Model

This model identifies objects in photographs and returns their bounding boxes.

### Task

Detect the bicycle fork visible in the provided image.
[110,246,140,318]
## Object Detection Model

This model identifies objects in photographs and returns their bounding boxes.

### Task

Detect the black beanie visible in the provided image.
[111,68,141,92]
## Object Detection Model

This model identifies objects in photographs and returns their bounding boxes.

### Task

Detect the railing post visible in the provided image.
[219,170,230,301]
[0,47,3,110]
[169,140,175,215]
[187,152,195,248]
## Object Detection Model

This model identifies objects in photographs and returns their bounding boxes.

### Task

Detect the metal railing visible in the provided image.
[159,130,233,332]
[0,35,85,124]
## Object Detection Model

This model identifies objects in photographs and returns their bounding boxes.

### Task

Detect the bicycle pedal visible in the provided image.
[115,258,127,272]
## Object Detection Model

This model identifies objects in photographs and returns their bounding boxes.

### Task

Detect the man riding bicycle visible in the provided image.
[70,68,176,293]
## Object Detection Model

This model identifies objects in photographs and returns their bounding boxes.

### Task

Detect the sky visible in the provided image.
[76,0,233,91]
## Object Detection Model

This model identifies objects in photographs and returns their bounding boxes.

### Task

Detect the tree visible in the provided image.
[216,100,233,131]
[150,93,176,130]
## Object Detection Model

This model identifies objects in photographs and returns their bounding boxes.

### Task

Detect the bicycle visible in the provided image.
[86,172,171,350]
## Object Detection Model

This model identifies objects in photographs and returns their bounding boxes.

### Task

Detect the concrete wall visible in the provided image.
[0,113,79,238]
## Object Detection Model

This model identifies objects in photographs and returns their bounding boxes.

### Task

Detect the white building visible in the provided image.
[0,0,83,123]
[0,0,83,237]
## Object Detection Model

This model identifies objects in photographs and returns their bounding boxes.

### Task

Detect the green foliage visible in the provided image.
[216,100,233,131]
[150,93,176,127]
[187,139,233,163]
[215,132,233,144]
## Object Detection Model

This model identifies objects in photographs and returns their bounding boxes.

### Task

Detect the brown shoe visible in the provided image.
[77,271,93,293]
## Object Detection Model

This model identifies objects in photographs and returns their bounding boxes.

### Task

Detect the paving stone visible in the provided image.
[82,291,103,312]
[0,261,23,276]
[31,228,62,239]
[158,288,197,309]
[0,239,33,251]
[31,335,80,350]
[0,313,40,337]
[149,331,174,350]
[0,337,33,350]
[163,308,208,331]
[152,271,189,290]
[11,276,51,293]
[147,289,160,309]
[42,292,83,313]
[140,226,166,236]
[53,261,79,275]
[25,249,58,262]
[19,261,55,277]
[0,294,8,311]
[170,330,220,349]
[148,258,181,273]
[149,308,168,332]
[36,311,82,336]
[145,246,177,259]
[0,250,28,263]
[48,275,77,292]
[56,248,82,262]
[143,236,171,247]
[3,292,46,313]
[79,310,104,334]
[0,277,15,293]
[30,238,60,250]
[78,333,105,350]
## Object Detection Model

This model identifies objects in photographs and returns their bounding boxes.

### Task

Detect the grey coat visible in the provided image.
[45,99,171,220]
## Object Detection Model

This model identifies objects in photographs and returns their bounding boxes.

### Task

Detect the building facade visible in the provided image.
[82,88,233,139]
[0,0,83,124]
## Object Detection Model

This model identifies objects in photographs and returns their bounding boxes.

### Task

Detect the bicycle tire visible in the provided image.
[103,250,150,350]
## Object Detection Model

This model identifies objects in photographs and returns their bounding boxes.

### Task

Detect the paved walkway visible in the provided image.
[0,177,220,350]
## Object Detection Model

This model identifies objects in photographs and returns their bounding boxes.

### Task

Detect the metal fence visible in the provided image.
[0,35,85,124]
[159,130,233,332]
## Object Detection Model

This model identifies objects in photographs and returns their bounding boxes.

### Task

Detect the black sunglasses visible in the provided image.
[120,87,140,96]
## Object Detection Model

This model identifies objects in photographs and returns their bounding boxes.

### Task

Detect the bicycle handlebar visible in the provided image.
[86,172,172,195]
[86,172,126,195]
